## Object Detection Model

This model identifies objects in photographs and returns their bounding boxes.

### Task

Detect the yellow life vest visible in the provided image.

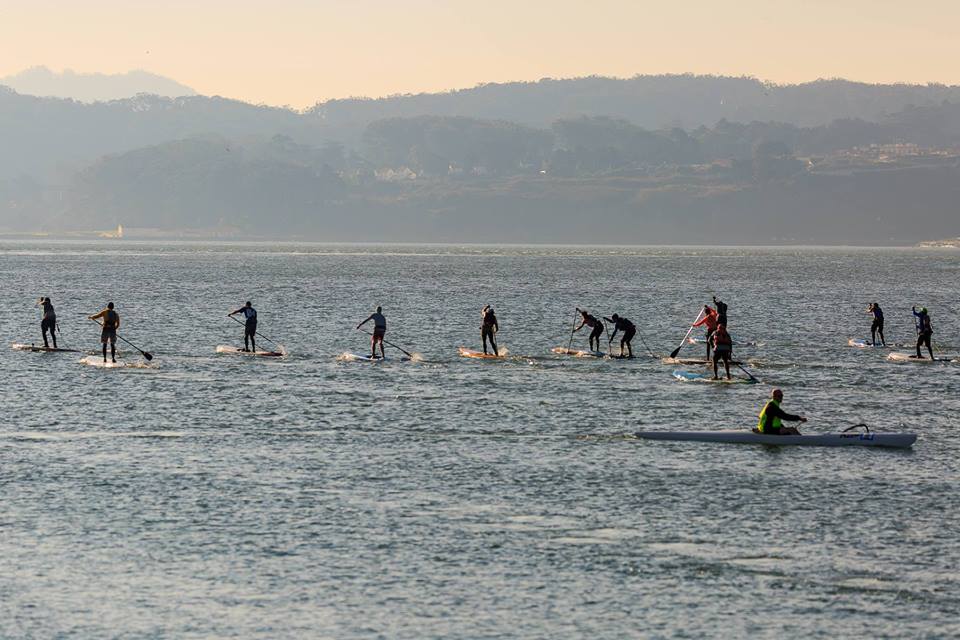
[757,399,782,433]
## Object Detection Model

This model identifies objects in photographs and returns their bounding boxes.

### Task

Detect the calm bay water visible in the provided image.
[2,241,959,638]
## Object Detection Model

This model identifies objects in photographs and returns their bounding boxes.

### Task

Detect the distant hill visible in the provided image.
[310,75,960,130]
[0,88,330,179]
[2,72,960,243]
[0,66,196,102]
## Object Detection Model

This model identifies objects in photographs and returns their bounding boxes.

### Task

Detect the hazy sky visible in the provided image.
[2,0,958,107]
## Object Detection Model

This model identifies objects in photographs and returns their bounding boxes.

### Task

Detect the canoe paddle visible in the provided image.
[356,327,414,358]
[89,318,153,361]
[229,315,281,347]
[670,308,704,359]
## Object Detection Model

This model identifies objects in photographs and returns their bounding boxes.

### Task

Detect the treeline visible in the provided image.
[311,75,960,130]
[5,75,960,182]
[352,110,960,178]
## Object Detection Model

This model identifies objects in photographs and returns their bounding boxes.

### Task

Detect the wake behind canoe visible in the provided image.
[634,430,916,448]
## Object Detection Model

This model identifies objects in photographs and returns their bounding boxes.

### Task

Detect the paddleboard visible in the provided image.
[634,430,916,448]
[216,345,284,357]
[79,355,148,369]
[887,352,948,362]
[458,347,504,359]
[12,343,81,353]
[672,369,756,384]
[338,352,409,362]
[662,357,743,366]
[688,337,755,346]
[848,338,889,348]
[551,347,605,358]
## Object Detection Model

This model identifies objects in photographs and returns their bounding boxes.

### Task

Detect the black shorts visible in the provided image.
[622,327,636,342]
[41,317,56,332]
[713,347,731,361]
[589,325,604,340]
[871,319,884,331]
[245,321,257,337]
[481,326,496,339]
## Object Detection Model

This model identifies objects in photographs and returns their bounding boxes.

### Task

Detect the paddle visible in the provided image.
[735,362,758,383]
[356,327,414,358]
[567,308,580,352]
[90,318,153,361]
[635,328,658,358]
[229,315,281,347]
[670,308,704,359]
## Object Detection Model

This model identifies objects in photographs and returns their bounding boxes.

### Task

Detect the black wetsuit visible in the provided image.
[914,310,933,359]
[481,309,499,355]
[870,306,885,346]
[40,300,57,348]
[714,299,728,327]
[605,316,636,357]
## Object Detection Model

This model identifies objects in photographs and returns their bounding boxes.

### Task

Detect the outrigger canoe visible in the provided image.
[634,429,916,448]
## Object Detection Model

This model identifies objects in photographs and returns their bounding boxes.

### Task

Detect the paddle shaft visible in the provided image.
[567,308,579,351]
[357,327,413,358]
[89,318,153,360]
[229,315,280,346]
[670,308,705,359]
[735,362,758,382]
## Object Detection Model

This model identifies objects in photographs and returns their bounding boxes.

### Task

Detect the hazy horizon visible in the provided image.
[3,0,960,108]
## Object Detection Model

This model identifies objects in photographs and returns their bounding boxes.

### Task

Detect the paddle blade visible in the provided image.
[143,351,154,361]
[669,346,682,359]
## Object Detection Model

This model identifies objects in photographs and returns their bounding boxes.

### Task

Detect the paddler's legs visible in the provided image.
[481,328,489,355]
[915,334,923,358]
[591,326,603,352]
[110,341,116,363]
[924,334,934,359]
[102,343,108,362]
[42,324,50,348]
[878,322,885,346]
[705,328,714,359]
[723,354,731,380]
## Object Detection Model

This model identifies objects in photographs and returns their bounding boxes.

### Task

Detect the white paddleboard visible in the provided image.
[79,355,146,368]
[551,347,605,358]
[672,369,756,384]
[887,352,947,362]
[216,345,285,357]
[12,343,82,353]
[338,352,409,362]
